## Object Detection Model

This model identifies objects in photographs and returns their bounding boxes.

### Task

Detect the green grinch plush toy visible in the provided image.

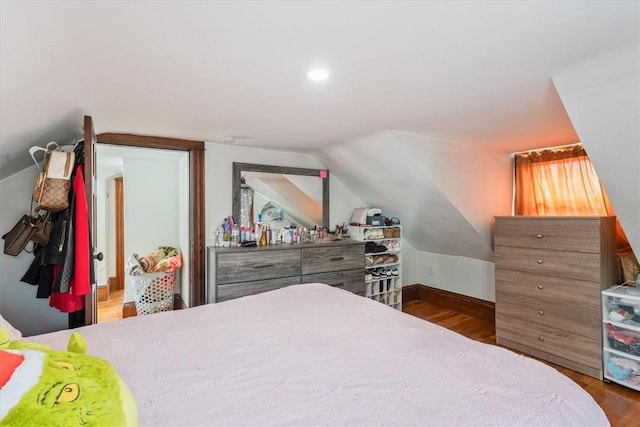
[0,327,137,426]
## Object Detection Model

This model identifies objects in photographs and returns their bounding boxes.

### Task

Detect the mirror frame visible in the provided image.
[232,162,329,229]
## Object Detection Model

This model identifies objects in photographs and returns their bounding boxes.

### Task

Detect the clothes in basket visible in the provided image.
[126,246,182,315]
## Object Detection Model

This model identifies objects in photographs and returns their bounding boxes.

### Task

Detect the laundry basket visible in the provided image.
[130,271,176,315]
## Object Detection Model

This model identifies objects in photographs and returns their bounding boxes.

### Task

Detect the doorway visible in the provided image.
[79,119,206,327]
[97,175,124,323]
[95,145,190,322]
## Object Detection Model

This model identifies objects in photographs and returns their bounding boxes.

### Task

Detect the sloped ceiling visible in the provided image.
[1,2,638,262]
[314,131,512,261]
[2,1,638,179]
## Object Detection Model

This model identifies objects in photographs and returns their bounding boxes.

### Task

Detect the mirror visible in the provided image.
[232,163,329,231]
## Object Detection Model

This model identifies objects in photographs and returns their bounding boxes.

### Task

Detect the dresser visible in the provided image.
[207,240,364,303]
[494,216,617,379]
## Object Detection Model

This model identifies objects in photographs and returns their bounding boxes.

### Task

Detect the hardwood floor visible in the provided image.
[97,289,124,323]
[402,298,640,427]
[96,290,186,322]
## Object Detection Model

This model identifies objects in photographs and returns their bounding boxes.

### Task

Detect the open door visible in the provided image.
[74,117,205,328]
[83,115,98,326]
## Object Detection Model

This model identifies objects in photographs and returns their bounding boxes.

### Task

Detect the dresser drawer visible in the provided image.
[302,269,365,295]
[216,276,301,302]
[301,244,364,275]
[494,217,602,252]
[496,315,601,370]
[494,245,601,281]
[216,250,300,284]
[496,292,601,339]
[495,268,602,306]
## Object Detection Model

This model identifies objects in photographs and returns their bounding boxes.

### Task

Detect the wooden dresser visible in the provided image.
[207,240,364,303]
[494,216,617,379]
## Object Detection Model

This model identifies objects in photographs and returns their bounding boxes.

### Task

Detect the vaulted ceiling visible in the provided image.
[1,1,638,179]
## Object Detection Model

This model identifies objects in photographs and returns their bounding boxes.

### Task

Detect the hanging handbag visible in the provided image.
[44,209,70,265]
[30,142,75,213]
[31,213,53,245]
[2,214,40,256]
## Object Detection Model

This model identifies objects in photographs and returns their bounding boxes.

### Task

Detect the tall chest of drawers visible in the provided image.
[494,216,617,379]
[207,240,365,303]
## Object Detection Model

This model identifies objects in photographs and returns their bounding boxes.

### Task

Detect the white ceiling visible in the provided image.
[1,1,638,179]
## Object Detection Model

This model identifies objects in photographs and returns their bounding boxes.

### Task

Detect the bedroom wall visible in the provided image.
[315,130,512,301]
[95,168,116,289]
[552,43,640,255]
[204,142,364,246]
[403,243,496,301]
[0,143,359,335]
[0,166,68,336]
[122,155,190,303]
[107,178,117,283]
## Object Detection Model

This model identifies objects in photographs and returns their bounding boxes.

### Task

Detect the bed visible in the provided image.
[10,283,608,426]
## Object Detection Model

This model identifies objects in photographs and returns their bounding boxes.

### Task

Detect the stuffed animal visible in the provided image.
[0,327,137,426]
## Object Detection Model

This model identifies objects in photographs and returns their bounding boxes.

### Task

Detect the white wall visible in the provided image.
[122,155,189,302]
[94,170,118,288]
[315,130,512,302]
[553,43,640,254]
[107,177,117,281]
[205,142,364,245]
[0,166,67,336]
[177,152,190,305]
[403,242,496,302]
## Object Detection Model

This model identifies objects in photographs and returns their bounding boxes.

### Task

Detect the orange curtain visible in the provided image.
[514,144,630,251]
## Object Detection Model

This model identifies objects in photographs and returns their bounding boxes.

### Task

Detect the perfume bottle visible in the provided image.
[231,225,240,248]
[214,226,223,247]
[259,227,268,246]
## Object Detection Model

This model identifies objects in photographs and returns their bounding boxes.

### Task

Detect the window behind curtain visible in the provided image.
[515,145,605,213]
[513,144,638,282]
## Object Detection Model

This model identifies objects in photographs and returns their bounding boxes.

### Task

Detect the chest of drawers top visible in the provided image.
[494,216,615,253]
[210,239,362,254]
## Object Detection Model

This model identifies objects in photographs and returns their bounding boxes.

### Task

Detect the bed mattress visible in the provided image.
[28,283,609,426]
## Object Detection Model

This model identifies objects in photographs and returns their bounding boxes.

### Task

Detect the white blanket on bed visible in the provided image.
[29,283,609,426]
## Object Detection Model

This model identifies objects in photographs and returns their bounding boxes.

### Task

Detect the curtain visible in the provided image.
[514,144,638,282]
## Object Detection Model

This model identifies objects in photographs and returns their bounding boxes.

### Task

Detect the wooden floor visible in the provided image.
[97,289,124,323]
[402,298,640,427]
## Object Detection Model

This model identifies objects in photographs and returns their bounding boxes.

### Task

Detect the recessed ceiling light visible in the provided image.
[307,68,330,81]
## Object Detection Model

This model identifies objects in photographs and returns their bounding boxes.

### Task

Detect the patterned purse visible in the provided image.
[31,213,53,245]
[31,142,75,213]
[2,214,39,256]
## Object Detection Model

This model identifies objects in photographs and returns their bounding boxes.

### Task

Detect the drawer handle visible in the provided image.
[537,284,543,290]
[253,264,274,269]
[538,336,544,342]
[537,259,543,264]
[536,234,543,239]
[330,257,344,262]
[538,310,544,316]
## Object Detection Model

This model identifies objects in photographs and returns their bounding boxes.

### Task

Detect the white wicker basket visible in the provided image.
[130,271,176,315]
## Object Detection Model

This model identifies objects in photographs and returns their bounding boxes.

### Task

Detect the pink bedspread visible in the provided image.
[29,283,609,426]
